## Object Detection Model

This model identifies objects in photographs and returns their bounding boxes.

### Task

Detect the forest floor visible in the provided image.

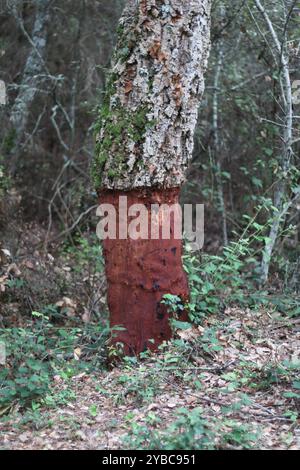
[1,307,300,450]
[0,224,300,450]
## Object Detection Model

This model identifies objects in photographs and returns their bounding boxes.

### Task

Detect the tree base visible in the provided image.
[99,188,189,356]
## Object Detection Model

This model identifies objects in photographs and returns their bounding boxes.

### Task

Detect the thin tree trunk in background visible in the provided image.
[93,0,211,355]
[9,0,51,172]
[212,41,228,246]
[254,0,294,285]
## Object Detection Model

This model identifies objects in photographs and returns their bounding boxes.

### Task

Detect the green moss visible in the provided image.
[91,21,154,189]
[107,168,118,179]
[92,98,154,189]
[116,24,125,36]
[118,46,131,63]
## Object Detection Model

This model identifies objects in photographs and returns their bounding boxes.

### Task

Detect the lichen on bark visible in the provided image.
[93,0,211,191]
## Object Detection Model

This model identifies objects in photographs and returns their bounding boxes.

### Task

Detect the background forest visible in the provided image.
[0,0,300,450]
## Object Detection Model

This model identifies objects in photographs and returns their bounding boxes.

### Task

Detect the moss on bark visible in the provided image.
[92,100,153,188]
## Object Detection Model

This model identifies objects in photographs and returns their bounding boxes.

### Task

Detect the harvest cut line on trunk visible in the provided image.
[93,0,212,355]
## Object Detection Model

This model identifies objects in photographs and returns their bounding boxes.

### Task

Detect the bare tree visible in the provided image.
[9,0,52,172]
[211,33,228,246]
[252,0,298,284]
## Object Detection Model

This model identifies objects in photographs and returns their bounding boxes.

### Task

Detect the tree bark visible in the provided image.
[93,0,211,355]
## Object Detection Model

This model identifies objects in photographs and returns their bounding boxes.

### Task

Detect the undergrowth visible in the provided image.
[1,231,299,449]
[0,311,109,411]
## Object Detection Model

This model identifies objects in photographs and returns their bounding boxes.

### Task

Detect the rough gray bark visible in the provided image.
[93,0,211,190]
[9,0,51,169]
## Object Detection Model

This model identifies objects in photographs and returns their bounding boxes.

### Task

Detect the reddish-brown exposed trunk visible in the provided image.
[100,188,189,356]
[93,1,211,356]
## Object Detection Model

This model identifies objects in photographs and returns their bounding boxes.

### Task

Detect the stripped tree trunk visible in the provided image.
[9,0,51,172]
[93,0,211,355]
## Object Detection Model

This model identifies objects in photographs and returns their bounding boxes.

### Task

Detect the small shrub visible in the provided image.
[123,407,259,450]
[0,311,109,410]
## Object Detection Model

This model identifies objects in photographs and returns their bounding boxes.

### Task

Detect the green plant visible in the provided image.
[221,420,259,449]
[161,294,186,320]
[123,407,214,450]
[123,407,259,450]
[18,404,53,431]
[63,235,104,275]
[0,311,109,410]
[114,365,160,405]
[0,326,52,408]
[183,233,267,323]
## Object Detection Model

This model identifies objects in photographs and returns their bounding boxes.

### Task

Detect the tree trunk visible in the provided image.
[9,0,51,173]
[211,40,228,247]
[93,0,211,355]
[253,0,294,285]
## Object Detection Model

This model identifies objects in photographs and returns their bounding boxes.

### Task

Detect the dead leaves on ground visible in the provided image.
[0,307,299,450]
